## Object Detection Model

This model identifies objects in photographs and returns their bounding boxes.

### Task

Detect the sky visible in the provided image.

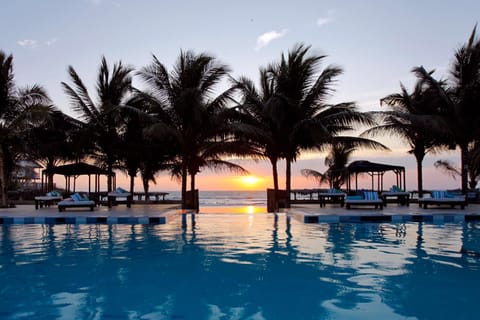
[1,0,480,191]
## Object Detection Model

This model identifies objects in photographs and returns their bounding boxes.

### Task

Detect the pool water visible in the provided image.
[1,214,479,319]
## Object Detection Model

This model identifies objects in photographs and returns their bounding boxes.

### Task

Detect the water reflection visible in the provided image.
[0,217,479,319]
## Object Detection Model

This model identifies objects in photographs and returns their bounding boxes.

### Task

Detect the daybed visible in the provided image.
[58,193,96,212]
[345,191,383,210]
[107,187,132,208]
[418,190,467,210]
[381,186,410,206]
[34,191,63,209]
[318,189,346,207]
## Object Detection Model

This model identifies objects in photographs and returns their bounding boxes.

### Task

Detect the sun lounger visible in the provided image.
[58,193,96,212]
[34,191,63,209]
[418,190,467,209]
[381,186,410,206]
[318,189,346,207]
[107,187,132,208]
[345,191,383,209]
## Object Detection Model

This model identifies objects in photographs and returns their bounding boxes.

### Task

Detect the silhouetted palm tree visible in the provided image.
[138,50,247,208]
[23,110,89,191]
[434,140,480,189]
[448,27,480,191]
[301,143,355,189]
[269,44,381,206]
[413,27,480,192]
[0,51,52,206]
[363,75,446,196]
[62,57,133,192]
[232,69,286,209]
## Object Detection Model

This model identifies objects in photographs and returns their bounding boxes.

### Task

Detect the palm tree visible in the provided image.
[231,69,286,210]
[269,44,382,206]
[363,75,446,197]
[301,143,355,189]
[413,27,480,193]
[434,140,480,189]
[138,50,247,209]
[448,26,480,192]
[0,51,52,206]
[62,57,133,192]
[23,110,89,191]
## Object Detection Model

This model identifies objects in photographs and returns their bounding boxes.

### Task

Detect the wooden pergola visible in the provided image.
[41,162,115,194]
[346,160,406,192]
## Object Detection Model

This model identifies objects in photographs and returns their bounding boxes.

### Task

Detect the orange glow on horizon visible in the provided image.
[237,175,264,190]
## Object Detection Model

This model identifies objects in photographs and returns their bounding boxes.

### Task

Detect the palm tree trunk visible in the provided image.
[181,163,187,209]
[142,176,150,201]
[271,157,278,211]
[46,160,54,191]
[285,157,291,208]
[107,162,113,192]
[190,173,195,193]
[461,144,469,193]
[129,175,135,194]
[0,148,7,207]
[190,172,198,212]
[416,157,424,198]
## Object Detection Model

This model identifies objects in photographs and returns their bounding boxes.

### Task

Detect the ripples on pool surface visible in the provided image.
[1,214,479,320]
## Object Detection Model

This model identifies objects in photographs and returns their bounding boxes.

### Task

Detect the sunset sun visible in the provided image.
[239,175,261,188]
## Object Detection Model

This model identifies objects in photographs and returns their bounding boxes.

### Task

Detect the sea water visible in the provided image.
[166,190,267,206]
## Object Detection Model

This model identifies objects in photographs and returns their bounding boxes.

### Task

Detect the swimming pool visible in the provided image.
[1,214,479,319]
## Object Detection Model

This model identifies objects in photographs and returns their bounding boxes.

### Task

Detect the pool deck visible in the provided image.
[288,203,480,223]
[0,202,479,224]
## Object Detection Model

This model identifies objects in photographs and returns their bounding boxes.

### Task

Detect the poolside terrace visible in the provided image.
[1,202,480,225]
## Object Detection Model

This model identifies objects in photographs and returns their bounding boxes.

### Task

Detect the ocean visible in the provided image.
[164,190,267,206]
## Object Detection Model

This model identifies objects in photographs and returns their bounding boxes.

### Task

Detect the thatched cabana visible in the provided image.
[41,162,115,193]
[346,160,406,192]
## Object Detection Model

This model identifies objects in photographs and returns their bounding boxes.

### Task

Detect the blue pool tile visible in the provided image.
[118,217,138,224]
[465,215,480,221]
[107,217,118,224]
[65,217,76,224]
[339,216,361,223]
[0,217,14,224]
[360,215,392,222]
[44,217,57,224]
[391,215,405,223]
[433,215,445,224]
[138,217,149,224]
[93,217,107,224]
[13,218,25,224]
[317,215,340,223]
[75,217,87,224]
[34,217,45,224]
[443,215,455,223]
[23,217,35,224]
[304,215,319,223]
[149,217,166,224]
[87,217,100,224]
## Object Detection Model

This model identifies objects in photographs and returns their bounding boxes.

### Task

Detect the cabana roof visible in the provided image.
[43,162,111,176]
[346,160,406,192]
[347,160,404,173]
[41,162,115,193]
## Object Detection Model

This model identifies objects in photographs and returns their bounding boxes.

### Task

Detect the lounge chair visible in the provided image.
[345,191,383,209]
[58,193,96,212]
[418,190,467,209]
[107,187,132,208]
[381,185,410,206]
[34,191,63,209]
[318,189,346,207]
